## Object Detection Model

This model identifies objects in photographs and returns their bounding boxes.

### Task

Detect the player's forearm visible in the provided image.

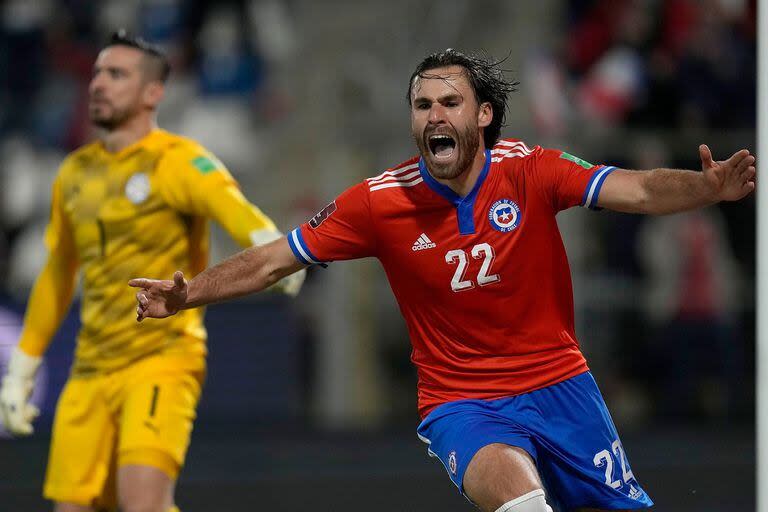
[183,245,285,308]
[18,256,78,357]
[638,168,718,215]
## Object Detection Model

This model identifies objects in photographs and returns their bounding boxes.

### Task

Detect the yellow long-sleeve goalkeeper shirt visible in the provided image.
[18,129,278,375]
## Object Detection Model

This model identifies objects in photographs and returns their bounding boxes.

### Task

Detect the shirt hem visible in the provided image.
[417,365,590,419]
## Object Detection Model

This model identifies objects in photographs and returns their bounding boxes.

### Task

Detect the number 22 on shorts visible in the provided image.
[593,439,635,489]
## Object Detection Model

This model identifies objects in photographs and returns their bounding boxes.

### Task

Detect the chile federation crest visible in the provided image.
[448,450,457,475]
[488,199,521,232]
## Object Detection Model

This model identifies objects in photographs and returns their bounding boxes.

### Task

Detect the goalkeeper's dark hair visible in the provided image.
[104,29,171,83]
[407,49,518,148]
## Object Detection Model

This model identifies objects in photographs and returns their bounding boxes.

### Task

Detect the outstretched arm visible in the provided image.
[597,144,756,214]
[204,184,306,297]
[129,237,305,321]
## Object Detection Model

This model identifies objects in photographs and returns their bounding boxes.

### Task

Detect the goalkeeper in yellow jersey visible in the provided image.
[0,31,304,512]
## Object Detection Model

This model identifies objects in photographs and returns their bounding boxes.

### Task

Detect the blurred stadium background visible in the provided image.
[0,0,756,510]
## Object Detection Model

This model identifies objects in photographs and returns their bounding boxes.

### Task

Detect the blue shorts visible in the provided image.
[416,372,653,510]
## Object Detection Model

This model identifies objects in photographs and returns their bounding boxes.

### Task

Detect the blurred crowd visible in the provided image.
[528,0,755,135]
[560,0,756,423]
[0,0,757,427]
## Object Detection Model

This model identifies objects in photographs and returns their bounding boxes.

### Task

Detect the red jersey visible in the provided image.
[288,139,616,418]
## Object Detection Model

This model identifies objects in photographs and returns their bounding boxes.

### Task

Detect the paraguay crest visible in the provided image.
[125,172,151,205]
[488,199,521,232]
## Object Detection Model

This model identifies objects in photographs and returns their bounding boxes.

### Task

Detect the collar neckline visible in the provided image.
[98,128,163,159]
[418,149,492,207]
[418,149,492,235]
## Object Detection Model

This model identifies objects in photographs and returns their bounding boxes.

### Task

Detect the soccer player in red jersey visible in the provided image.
[130,50,755,511]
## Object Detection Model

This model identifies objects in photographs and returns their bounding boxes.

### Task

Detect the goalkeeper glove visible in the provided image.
[0,347,42,436]
[273,266,306,297]
[250,229,306,297]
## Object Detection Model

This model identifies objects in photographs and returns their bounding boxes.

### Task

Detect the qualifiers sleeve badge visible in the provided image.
[488,199,521,232]
[309,201,337,229]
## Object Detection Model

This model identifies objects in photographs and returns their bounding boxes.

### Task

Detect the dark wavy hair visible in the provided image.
[407,49,518,148]
[104,29,171,83]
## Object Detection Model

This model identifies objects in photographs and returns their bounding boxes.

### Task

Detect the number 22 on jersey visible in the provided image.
[444,242,501,292]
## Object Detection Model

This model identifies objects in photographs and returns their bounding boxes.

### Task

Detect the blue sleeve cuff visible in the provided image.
[287,228,326,266]
[581,166,616,210]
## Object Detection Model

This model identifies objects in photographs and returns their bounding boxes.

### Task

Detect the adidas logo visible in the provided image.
[412,233,437,251]
[628,484,642,500]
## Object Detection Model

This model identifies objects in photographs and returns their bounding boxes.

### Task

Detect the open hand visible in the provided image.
[700,144,756,202]
[128,271,188,322]
[0,375,39,436]
[0,347,42,436]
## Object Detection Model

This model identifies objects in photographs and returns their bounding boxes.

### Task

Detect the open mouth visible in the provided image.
[428,134,456,159]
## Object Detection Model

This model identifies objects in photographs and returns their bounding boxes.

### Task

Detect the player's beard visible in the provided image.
[416,123,480,180]
[89,101,136,131]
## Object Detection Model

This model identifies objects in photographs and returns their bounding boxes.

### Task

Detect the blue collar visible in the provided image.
[418,149,491,235]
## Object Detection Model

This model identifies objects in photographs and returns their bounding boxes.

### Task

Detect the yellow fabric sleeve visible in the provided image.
[156,145,278,248]
[17,175,79,357]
